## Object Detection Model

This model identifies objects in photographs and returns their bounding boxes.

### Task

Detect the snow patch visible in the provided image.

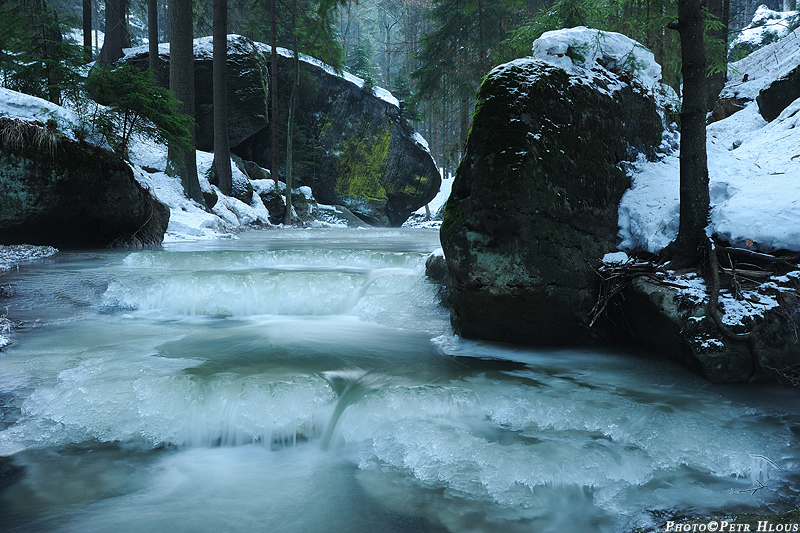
[729,5,799,62]
[619,26,800,254]
[127,138,271,242]
[722,23,800,101]
[0,88,79,133]
[602,252,630,265]
[532,27,664,92]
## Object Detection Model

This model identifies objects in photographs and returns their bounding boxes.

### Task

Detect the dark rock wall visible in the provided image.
[441,59,663,345]
[0,120,169,248]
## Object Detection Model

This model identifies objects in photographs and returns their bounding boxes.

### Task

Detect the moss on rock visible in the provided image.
[441,58,663,345]
[334,124,391,202]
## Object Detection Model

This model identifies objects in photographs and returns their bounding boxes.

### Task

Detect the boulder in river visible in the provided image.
[440,29,664,345]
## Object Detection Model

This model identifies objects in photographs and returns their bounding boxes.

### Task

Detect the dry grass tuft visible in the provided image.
[0,117,59,157]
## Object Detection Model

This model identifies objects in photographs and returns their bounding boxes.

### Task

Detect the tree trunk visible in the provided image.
[669,0,710,264]
[285,7,300,226]
[148,0,158,71]
[98,0,129,65]
[82,0,92,62]
[270,0,279,189]
[167,0,205,206]
[212,0,232,196]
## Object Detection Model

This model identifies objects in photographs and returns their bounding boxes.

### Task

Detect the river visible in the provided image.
[0,228,797,532]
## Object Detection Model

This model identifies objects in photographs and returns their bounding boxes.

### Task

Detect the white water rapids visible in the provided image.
[0,228,798,532]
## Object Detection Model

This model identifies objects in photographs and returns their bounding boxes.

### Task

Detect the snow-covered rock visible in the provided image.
[440,29,664,345]
[0,114,169,248]
[533,26,664,92]
[729,5,799,61]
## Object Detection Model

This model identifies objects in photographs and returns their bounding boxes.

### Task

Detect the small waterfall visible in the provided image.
[320,369,394,450]
[2,229,799,533]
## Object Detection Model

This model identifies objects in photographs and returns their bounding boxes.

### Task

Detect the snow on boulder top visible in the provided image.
[729,5,799,56]
[124,34,401,109]
[723,24,800,101]
[532,26,663,92]
[0,87,78,130]
[124,34,261,61]
[252,42,401,108]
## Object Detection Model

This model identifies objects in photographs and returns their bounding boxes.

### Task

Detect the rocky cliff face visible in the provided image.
[0,118,169,248]
[440,56,663,345]
[125,36,440,226]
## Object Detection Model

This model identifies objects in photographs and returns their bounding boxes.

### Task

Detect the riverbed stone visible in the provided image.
[0,118,169,248]
[440,58,663,345]
[623,273,800,382]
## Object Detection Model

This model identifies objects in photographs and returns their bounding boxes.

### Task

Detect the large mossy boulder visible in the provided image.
[236,44,440,226]
[0,118,169,248]
[441,50,663,344]
[125,36,440,226]
[124,36,270,153]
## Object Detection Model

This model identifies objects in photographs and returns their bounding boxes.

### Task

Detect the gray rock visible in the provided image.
[624,275,800,382]
[756,64,800,122]
[0,119,169,248]
[440,58,663,345]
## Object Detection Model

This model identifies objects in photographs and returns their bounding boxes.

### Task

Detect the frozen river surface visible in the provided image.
[0,228,798,532]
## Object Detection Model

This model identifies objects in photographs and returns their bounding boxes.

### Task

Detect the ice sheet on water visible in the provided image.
[0,352,336,452]
[344,337,799,521]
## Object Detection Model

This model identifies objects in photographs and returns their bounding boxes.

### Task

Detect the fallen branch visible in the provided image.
[717,245,800,268]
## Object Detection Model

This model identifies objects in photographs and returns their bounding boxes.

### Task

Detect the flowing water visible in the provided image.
[0,228,798,532]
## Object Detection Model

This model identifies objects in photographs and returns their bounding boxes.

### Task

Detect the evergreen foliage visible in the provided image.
[350,39,377,91]
[0,0,85,105]
[85,65,193,158]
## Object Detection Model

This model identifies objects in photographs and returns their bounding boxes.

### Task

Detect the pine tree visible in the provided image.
[98,0,130,65]
[414,0,509,155]
[212,0,233,196]
[167,0,205,206]
[0,0,84,105]
[85,64,193,158]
